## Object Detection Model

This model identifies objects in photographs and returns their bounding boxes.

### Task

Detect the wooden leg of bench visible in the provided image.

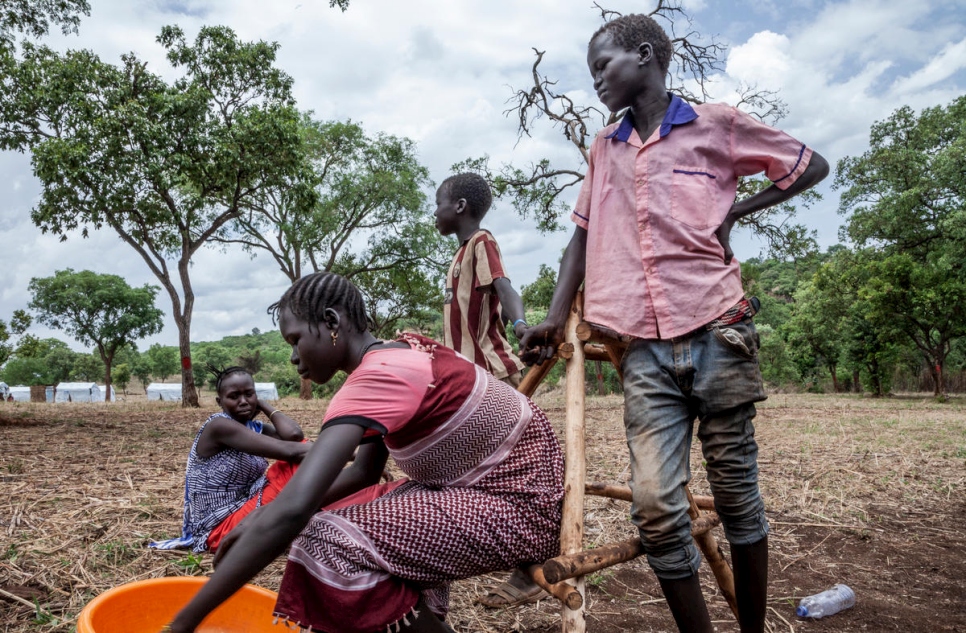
[518,356,557,398]
[542,513,721,585]
[560,297,587,633]
[687,487,738,618]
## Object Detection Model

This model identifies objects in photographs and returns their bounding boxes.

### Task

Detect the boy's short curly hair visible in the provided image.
[590,14,673,77]
[440,173,493,220]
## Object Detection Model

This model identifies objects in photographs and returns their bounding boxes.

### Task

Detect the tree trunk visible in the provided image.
[852,370,861,393]
[931,362,946,398]
[102,351,114,403]
[176,315,200,407]
[827,362,839,393]
[595,360,604,396]
[299,376,313,400]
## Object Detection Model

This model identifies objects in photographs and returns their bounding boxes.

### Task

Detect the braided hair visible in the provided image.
[440,173,493,220]
[268,272,372,334]
[589,14,673,77]
[208,364,253,396]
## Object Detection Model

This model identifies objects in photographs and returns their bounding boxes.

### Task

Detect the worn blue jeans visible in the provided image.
[622,318,769,580]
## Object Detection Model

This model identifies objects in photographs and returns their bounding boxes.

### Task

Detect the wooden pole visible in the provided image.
[585,483,715,512]
[687,488,739,618]
[543,514,721,584]
[560,293,587,633]
[526,564,583,610]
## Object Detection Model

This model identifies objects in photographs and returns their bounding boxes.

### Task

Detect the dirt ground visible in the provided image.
[1,391,965,632]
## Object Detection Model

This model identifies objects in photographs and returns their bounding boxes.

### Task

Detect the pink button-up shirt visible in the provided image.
[572,96,813,339]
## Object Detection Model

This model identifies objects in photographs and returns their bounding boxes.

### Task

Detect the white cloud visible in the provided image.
[892,38,966,95]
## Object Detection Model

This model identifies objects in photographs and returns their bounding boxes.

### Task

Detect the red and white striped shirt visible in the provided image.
[442,230,524,379]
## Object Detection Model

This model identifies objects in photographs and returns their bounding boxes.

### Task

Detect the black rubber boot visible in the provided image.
[657,573,714,633]
[731,536,768,633]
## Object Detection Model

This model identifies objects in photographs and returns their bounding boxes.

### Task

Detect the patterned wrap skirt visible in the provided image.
[272,389,564,633]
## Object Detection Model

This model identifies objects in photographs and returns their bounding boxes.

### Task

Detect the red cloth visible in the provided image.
[207,462,408,552]
[205,459,298,551]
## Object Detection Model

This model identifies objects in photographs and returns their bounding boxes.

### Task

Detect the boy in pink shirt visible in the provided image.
[522,14,829,633]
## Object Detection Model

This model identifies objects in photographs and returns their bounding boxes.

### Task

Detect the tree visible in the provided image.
[0,337,76,386]
[0,310,32,366]
[237,349,263,375]
[28,269,164,399]
[521,264,558,310]
[454,1,815,258]
[192,343,235,390]
[0,0,89,52]
[225,118,447,330]
[132,356,153,392]
[786,273,849,392]
[835,96,966,398]
[111,363,131,394]
[1,26,311,407]
[220,118,448,397]
[70,352,104,382]
[146,344,180,382]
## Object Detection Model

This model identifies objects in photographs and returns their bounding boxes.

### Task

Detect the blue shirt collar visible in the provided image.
[605,93,698,142]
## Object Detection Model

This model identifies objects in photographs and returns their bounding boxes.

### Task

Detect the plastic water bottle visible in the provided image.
[796,584,855,619]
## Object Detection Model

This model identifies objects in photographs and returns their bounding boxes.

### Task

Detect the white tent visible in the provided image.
[94,385,116,402]
[54,382,101,403]
[254,382,279,401]
[146,383,182,401]
[0,382,8,400]
[8,385,31,402]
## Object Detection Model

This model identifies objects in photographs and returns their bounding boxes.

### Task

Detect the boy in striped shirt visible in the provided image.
[435,173,527,388]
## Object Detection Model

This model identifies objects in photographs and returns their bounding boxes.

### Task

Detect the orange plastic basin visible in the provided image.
[77,577,285,633]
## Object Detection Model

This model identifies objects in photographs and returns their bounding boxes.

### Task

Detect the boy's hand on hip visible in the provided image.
[715,216,736,265]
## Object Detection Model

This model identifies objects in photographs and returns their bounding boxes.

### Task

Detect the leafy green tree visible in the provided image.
[522,264,558,310]
[1,357,46,385]
[1,26,310,407]
[224,118,447,331]
[785,276,848,392]
[111,363,131,394]
[0,0,89,51]
[237,349,264,375]
[192,344,235,390]
[146,344,180,383]
[1,338,74,385]
[0,310,32,366]
[28,269,164,398]
[71,353,104,382]
[132,355,153,393]
[221,117,448,397]
[41,340,78,384]
[835,96,966,398]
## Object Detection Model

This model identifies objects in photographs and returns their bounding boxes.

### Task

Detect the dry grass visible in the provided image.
[1,391,965,632]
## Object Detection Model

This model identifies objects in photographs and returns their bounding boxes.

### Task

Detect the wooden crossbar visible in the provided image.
[516,294,738,631]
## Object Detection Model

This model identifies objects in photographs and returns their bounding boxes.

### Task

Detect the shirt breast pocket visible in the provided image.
[670,166,720,230]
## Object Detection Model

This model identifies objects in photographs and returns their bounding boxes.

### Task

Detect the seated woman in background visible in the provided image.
[150,366,312,553]
[164,272,564,633]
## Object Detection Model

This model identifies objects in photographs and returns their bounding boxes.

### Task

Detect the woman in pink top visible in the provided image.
[165,272,564,633]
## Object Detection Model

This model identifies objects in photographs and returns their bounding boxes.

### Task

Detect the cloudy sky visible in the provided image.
[2,0,964,351]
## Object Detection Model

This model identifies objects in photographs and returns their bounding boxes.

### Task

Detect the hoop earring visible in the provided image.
[330,330,339,346]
